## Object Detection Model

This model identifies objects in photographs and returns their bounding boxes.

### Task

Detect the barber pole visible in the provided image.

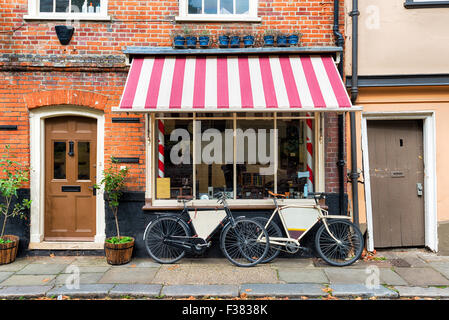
[306,113,314,192]
[158,119,164,178]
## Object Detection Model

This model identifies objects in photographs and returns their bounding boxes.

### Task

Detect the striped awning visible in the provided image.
[117,55,352,112]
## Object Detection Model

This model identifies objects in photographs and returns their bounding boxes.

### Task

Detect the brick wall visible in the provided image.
[0,0,345,192]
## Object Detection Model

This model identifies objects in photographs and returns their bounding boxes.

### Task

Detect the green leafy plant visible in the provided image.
[95,157,129,242]
[0,145,31,239]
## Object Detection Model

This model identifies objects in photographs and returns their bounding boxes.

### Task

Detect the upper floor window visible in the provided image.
[404,0,449,8]
[177,0,260,22]
[25,0,110,20]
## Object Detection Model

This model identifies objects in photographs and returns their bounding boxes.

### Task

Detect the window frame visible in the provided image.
[404,0,449,8]
[176,0,261,22]
[25,0,111,21]
[147,112,322,207]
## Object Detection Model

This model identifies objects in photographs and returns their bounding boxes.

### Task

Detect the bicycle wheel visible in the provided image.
[144,216,190,264]
[220,217,269,267]
[315,219,364,267]
[253,217,282,263]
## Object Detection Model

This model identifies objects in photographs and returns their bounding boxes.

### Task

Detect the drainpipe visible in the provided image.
[333,0,345,215]
[349,0,360,226]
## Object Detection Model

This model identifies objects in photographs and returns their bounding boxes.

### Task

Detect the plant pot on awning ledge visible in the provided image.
[55,25,75,45]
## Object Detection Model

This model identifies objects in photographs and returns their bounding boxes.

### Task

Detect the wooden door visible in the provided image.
[367,120,425,248]
[45,116,97,241]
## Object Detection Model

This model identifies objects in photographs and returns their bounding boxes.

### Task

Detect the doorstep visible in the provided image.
[28,242,104,250]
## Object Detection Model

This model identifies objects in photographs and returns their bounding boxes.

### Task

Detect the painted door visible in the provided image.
[45,116,97,241]
[367,120,425,248]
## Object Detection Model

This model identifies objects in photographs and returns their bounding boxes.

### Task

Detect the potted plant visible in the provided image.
[198,30,211,48]
[171,30,186,49]
[276,33,288,47]
[218,32,230,48]
[183,26,197,49]
[0,145,31,265]
[95,157,133,265]
[229,32,241,48]
[263,29,277,47]
[287,31,302,46]
[242,32,256,47]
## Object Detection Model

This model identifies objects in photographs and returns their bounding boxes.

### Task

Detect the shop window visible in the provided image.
[26,0,109,20]
[153,113,315,201]
[177,0,260,22]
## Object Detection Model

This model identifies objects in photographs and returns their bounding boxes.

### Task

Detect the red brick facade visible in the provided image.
[0,0,345,193]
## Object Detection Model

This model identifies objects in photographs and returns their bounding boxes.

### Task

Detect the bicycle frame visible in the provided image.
[261,197,351,248]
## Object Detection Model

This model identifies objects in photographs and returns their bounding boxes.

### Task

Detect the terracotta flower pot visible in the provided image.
[0,235,19,265]
[104,237,134,265]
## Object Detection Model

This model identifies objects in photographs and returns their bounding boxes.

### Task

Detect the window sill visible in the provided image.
[24,14,112,21]
[175,15,262,22]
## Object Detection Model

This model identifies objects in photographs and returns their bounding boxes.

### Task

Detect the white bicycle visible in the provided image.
[255,191,364,266]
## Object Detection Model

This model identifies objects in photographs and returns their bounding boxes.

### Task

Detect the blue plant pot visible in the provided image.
[230,36,240,48]
[288,34,299,46]
[277,35,288,47]
[173,35,185,49]
[263,35,274,47]
[243,35,255,47]
[218,35,230,48]
[186,36,197,49]
[199,36,210,48]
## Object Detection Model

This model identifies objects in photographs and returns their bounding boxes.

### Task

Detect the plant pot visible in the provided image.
[104,237,134,265]
[263,35,275,47]
[243,35,255,47]
[230,36,240,48]
[287,34,300,46]
[198,36,210,48]
[173,35,186,49]
[55,25,75,46]
[0,235,19,265]
[276,35,288,47]
[218,35,230,48]
[185,36,197,49]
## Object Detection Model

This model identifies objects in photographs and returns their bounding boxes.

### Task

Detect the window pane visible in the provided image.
[40,0,53,12]
[155,119,193,199]
[220,0,233,14]
[55,0,70,12]
[188,0,202,14]
[71,0,86,12]
[196,120,234,200]
[236,0,249,14]
[54,141,66,180]
[78,142,90,180]
[236,120,274,199]
[204,0,218,14]
[277,119,314,199]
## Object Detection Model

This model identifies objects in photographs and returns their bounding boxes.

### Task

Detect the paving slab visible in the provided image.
[0,272,13,283]
[329,284,398,298]
[17,263,69,275]
[278,268,328,284]
[46,284,114,298]
[161,284,239,298]
[0,286,53,298]
[109,284,162,297]
[55,272,105,285]
[379,269,408,286]
[240,283,325,298]
[270,258,314,268]
[62,265,111,274]
[428,262,449,280]
[395,286,449,298]
[1,274,57,286]
[0,258,32,272]
[324,268,368,284]
[98,267,158,284]
[393,267,449,286]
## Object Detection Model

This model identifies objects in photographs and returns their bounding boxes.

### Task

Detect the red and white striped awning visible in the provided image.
[117,55,352,112]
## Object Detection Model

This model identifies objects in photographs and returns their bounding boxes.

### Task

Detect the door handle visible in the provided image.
[68,141,74,157]
[88,186,96,196]
[417,183,423,196]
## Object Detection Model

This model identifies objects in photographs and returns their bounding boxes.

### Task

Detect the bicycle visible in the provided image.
[143,193,270,267]
[254,191,364,266]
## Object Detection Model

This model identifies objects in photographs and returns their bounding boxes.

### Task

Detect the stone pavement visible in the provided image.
[0,248,449,299]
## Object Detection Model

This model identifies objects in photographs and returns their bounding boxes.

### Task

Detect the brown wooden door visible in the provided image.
[45,116,97,241]
[367,120,425,248]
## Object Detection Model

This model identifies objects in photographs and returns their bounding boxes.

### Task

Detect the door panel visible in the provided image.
[367,120,425,248]
[45,116,97,241]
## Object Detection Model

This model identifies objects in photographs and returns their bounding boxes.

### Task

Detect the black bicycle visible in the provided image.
[143,193,270,267]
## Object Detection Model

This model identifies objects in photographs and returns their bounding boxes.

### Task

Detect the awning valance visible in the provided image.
[117,55,352,112]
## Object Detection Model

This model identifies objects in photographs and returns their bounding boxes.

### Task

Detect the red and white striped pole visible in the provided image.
[305,113,314,192]
[157,119,165,178]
